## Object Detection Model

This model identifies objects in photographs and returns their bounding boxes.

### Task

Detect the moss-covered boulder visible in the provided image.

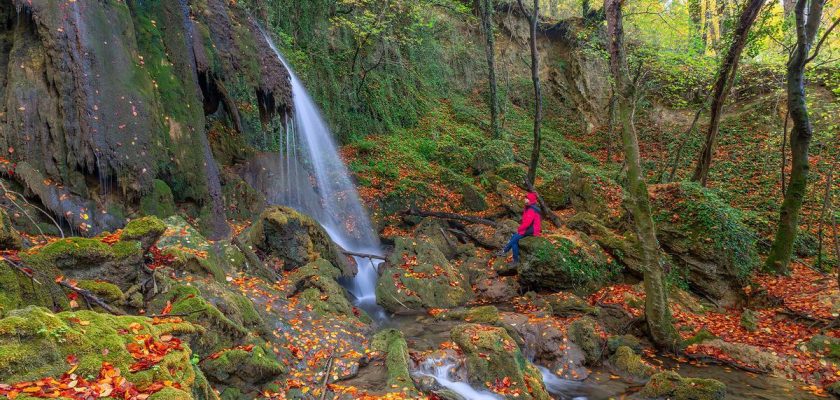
[0,306,211,398]
[518,235,617,292]
[740,309,758,332]
[567,212,647,276]
[472,140,515,174]
[501,312,589,381]
[496,164,528,186]
[376,237,470,312]
[608,334,643,354]
[289,259,359,320]
[414,217,466,260]
[370,329,418,395]
[140,179,177,219]
[0,209,22,250]
[75,280,125,303]
[650,183,759,306]
[121,216,167,251]
[544,292,599,317]
[568,164,619,221]
[249,206,352,274]
[20,237,143,289]
[451,323,551,399]
[641,371,726,400]
[828,381,840,397]
[537,173,571,210]
[568,317,604,365]
[609,345,654,381]
[200,343,285,387]
[0,260,68,317]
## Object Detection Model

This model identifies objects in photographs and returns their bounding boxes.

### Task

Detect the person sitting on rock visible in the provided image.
[498,191,542,264]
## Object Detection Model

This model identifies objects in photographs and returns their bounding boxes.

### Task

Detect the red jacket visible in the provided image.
[518,192,542,236]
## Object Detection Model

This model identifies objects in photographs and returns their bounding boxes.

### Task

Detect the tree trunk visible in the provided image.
[606,0,679,351]
[691,0,767,186]
[516,0,543,187]
[765,0,826,274]
[480,0,501,139]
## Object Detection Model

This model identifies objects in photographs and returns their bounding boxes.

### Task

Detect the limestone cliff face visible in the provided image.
[0,0,290,235]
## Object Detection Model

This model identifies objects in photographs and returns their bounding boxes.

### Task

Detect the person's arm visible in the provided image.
[518,210,534,235]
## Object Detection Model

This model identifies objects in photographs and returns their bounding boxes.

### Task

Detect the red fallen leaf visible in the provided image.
[65,354,78,365]
[54,275,64,283]
[161,301,172,316]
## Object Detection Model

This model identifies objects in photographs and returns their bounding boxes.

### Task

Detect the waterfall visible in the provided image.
[414,358,502,400]
[260,31,385,319]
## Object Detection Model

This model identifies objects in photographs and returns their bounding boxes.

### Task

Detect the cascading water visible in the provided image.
[414,358,502,400]
[259,31,385,319]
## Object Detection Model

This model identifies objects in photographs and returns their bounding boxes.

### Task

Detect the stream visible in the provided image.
[340,313,829,400]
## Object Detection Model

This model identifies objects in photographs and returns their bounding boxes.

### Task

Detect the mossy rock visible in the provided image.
[75,280,124,303]
[805,335,840,361]
[496,163,528,186]
[153,284,250,356]
[537,173,571,210]
[460,182,488,212]
[370,329,419,395]
[828,381,840,397]
[608,335,643,354]
[681,329,717,348]
[451,324,551,400]
[609,345,654,380]
[518,235,617,292]
[0,306,208,396]
[641,371,726,400]
[651,183,759,306]
[432,144,473,172]
[20,237,143,289]
[248,206,352,274]
[544,292,599,317]
[567,164,616,220]
[220,171,266,222]
[0,209,22,250]
[0,261,68,317]
[200,343,285,386]
[121,216,167,250]
[376,237,470,312]
[165,247,226,283]
[437,305,501,324]
[140,179,177,219]
[568,317,604,365]
[414,217,466,260]
[471,140,514,174]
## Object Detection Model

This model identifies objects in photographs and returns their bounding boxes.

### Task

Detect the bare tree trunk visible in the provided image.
[516,0,543,187]
[480,0,501,139]
[606,94,616,164]
[765,0,826,274]
[691,0,767,186]
[606,0,679,351]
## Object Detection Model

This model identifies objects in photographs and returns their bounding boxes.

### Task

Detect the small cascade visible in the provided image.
[414,357,501,399]
[260,30,385,319]
[537,366,591,400]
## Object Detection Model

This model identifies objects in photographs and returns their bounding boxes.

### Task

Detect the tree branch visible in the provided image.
[805,16,840,64]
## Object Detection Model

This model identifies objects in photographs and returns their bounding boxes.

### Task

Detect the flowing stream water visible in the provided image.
[260,32,385,320]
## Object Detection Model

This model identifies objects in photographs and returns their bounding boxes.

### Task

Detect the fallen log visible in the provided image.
[404,208,499,227]
[342,250,386,261]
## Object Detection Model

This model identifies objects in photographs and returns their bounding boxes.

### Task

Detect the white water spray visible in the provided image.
[415,358,502,400]
[259,31,385,318]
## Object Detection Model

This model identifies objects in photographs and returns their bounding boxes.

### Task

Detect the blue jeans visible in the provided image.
[503,232,531,262]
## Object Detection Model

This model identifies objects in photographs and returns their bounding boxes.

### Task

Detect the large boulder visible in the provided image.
[650,183,759,306]
[120,216,167,251]
[567,164,622,222]
[451,323,551,399]
[501,313,589,381]
[0,306,212,399]
[376,237,470,312]
[20,237,144,289]
[414,217,466,260]
[518,235,617,292]
[370,329,419,395]
[248,206,353,275]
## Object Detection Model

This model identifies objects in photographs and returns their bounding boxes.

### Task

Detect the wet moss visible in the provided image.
[140,179,177,219]
[370,329,418,395]
[681,329,717,348]
[471,140,514,174]
[201,343,285,386]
